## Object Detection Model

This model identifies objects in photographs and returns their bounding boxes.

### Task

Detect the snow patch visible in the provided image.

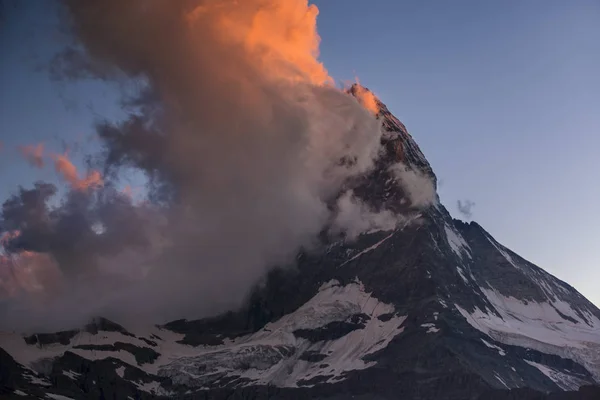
[13,390,27,396]
[444,225,472,260]
[62,370,81,380]
[524,360,590,391]
[481,338,506,356]
[421,323,440,334]
[341,231,395,267]
[116,366,125,378]
[456,287,600,382]
[456,266,469,284]
[46,394,75,400]
[494,373,509,388]
[485,235,521,271]
[133,380,162,394]
[157,280,406,388]
[0,328,155,370]
[24,372,51,386]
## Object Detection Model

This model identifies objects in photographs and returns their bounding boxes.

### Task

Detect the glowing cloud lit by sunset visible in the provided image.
[51,153,103,191]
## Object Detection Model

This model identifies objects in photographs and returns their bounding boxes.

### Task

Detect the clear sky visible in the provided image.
[1,1,599,307]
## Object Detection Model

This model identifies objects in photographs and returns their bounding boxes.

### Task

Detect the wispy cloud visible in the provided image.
[457,199,476,219]
[18,143,45,168]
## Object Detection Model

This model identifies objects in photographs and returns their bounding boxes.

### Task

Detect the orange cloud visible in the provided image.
[18,143,45,168]
[352,83,380,115]
[187,0,332,86]
[52,153,104,191]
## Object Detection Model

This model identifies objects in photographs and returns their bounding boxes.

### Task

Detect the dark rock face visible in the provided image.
[84,317,135,337]
[299,351,328,362]
[293,313,370,342]
[163,314,254,347]
[478,385,600,400]
[73,342,159,365]
[24,330,79,346]
[1,87,599,399]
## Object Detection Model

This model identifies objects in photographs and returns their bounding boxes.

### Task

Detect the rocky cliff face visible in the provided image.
[1,87,599,400]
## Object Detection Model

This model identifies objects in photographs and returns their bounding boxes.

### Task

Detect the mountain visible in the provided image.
[1,86,599,400]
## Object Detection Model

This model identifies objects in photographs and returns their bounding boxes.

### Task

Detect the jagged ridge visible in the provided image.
[1,87,599,400]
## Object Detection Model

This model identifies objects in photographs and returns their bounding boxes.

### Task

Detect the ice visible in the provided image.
[0,279,404,390]
[456,266,469,284]
[62,370,81,380]
[156,279,407,388]
[24,372,51,386]
[0,328,153,369]
[456,287,600,382]
[45,394,75,400]
[524,360,589,391]
[444,224,472,260]
[481,338,506,356]
[341,232,395,267]
[494,373,509,388]
[485,234,521,271]
[133,380,163,394]
[421,323,440,333]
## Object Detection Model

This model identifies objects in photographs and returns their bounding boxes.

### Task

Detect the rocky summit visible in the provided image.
[1,86,599,400]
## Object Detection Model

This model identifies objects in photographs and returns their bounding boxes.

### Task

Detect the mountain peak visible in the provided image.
[1,98,599,399]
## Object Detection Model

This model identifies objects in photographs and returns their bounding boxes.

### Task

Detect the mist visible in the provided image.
[0,0,431,332]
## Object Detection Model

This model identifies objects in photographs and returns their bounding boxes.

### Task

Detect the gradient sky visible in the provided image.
[1,1,599,306]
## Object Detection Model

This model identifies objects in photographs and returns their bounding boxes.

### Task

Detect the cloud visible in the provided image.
[0,0,428,331]
[331,190,407,240]
[350,83,380,115]
[0,230,21,247]
[457,199,476,219]
[389,163,436,208]
[18,143,45,168]
[51,153,104,191]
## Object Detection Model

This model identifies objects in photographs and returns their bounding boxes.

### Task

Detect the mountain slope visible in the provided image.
[1,86,599,400]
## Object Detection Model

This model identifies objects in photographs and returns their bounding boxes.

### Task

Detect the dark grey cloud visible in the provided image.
[457,199,476,219]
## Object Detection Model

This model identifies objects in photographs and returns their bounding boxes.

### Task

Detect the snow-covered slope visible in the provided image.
[447,219,600,388]
[0,279,406,397]
[1,86,599,400]
[456,287,600,381]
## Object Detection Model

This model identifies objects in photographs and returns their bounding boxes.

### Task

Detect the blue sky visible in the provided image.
[1,1,599,306]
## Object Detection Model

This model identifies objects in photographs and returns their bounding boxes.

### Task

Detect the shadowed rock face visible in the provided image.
[1,88,599,399]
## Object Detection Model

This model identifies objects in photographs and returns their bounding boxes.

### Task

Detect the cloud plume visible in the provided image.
[352,83,380,116]
[18,144,45,168]
[0,0,425,331]
[389,163,436,208]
